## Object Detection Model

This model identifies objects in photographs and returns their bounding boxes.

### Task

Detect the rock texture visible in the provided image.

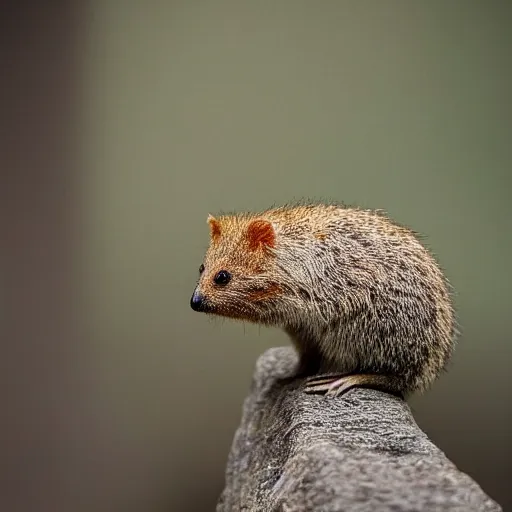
[217,347,502,512]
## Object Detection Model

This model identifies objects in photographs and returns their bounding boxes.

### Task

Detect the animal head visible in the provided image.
[190,213,282,323]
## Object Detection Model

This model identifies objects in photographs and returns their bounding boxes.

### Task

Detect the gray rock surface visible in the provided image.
[217,347,502,512]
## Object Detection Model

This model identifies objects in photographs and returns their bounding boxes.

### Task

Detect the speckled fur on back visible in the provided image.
[191,202,457,396]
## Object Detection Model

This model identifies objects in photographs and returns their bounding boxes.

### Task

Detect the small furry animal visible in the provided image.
[190,202,457,398]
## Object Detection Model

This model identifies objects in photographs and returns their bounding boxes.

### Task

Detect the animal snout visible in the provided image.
[190,290,206,312]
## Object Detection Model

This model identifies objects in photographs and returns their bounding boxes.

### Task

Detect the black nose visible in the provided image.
[190,291,205,312]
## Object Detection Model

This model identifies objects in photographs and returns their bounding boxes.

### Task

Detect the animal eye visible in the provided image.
[199,264,205,274]
[213,270,231,286]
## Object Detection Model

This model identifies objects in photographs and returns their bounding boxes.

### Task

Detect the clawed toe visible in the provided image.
[303,374,373,397]
[303,374,352,396]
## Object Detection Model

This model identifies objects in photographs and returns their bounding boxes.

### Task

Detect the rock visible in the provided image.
[217,347,502,512]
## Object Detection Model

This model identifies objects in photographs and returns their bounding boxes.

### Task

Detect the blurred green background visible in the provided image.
[7,1,510,511]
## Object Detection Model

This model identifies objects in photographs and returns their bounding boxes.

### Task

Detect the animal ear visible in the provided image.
[246,219,275,251]
[207,214,221,240]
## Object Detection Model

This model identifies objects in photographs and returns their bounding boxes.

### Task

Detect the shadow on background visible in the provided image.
[3,1,511,511]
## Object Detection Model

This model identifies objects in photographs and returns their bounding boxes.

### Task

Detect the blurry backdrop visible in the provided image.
[4,1,511,511]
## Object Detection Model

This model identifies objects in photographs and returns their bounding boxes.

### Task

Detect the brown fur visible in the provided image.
[191,202,457,398]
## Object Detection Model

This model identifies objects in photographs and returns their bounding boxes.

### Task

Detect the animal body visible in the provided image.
[190,202,456,398]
